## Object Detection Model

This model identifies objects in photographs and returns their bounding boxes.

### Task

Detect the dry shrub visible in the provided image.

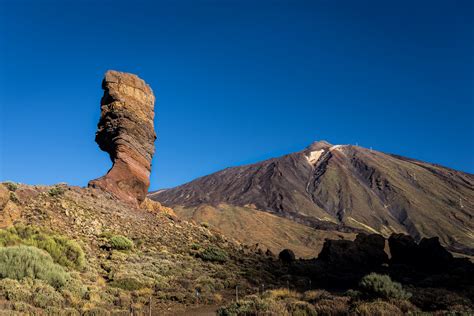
[313,296,350,316]
[303,289,331,303]
[354,299,403,316]
[410,287,472,312]
[265,288,301,300]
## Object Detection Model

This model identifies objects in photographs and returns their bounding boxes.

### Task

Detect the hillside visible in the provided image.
[0,182,284,314]
[151,141,474,256]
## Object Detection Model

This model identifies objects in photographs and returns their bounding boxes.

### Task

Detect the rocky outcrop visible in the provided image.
[89,70,156,206]
[279,249,296,263]
[318,233,388,270]
[389,234,455,271]
[141,198,177,219]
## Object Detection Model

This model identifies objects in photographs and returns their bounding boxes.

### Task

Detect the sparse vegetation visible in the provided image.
[359,273,411,300]
[109,235,134,251]
[0,183,470,314]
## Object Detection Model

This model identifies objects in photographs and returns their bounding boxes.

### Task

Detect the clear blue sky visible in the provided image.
[0,0,473,191]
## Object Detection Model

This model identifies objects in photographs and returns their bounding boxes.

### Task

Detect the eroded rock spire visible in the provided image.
[89,70,156,205]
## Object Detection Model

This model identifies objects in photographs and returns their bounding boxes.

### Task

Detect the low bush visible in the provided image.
[313,296,350,315]
[48,186,66,197]
[0,278,31,302]
[198,246,228,263]
[265,288,300,300]
[3,182,18,192]
[109,235,134,251]
[31,281,64,308]
[359,273,411,300]
[0,246,69,288]
[0,225,85,270]
[354,299,403,315]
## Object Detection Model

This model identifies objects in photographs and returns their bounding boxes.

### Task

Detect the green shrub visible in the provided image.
[0,225,86,270]
[109,277,145,291]
[198,246,228,263]
[3,182,18,192]
[109,235,134,251]
[359,273,411,300]
[48,186,66,197]
[190,243,200,250]
[9,192,19,203]
[0,246,69,288]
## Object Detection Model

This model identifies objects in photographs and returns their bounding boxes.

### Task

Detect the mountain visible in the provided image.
[150,141,474,256]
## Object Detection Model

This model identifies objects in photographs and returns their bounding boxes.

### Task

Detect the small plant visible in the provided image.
[109,235,134,251]
[3,181,18,192]
[197,246,228,263]
[48,186,66,197]
[0,246,69,288]
[359,273,411,300]
[9,192,19,203]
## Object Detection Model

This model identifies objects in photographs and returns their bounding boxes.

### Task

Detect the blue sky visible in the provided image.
[0,0,473,190]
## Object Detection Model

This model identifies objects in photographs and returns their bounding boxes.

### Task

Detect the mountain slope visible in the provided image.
[150,141,474,255]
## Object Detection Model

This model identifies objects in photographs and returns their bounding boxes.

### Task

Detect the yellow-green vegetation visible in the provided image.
[3,181,18,192]
[0,246,68,288]
[358,273,411,300]
[48,185,66,197]
[108,235,134,251]
[0,224,85,269]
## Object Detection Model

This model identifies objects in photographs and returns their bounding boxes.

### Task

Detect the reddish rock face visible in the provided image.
[89,70,156,206]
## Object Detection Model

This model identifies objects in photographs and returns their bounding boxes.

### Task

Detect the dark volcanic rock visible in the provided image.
[89,70,156,205]
[279,249,296,264]
[318,233,388,270]
[389,234,454,271]
[388,233,419,265]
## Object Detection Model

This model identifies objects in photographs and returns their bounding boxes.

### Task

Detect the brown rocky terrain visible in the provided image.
[151,141,474,256]
[0,182,284,314]
[89,70,156,206]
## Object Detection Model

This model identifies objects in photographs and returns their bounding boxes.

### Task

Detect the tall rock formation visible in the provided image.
[89,70,156,205]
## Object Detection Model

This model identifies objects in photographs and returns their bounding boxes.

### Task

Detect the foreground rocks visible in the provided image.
[89,70,156,206]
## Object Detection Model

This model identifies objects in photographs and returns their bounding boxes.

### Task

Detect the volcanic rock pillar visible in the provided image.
[89,70,156,205]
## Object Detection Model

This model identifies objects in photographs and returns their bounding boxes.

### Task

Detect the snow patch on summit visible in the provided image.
[306,149,325,165]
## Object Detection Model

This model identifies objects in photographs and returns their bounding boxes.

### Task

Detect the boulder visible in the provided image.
[388,233,419,265]
[89,70,156,206]
[279,249,296,264]
[318,233,388,270]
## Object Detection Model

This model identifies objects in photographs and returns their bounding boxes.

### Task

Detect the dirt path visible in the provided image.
[172,305,219,316]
